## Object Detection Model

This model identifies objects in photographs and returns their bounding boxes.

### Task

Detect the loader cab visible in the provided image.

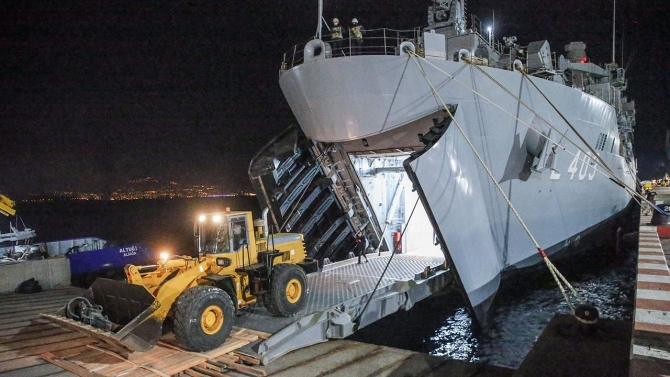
[195,211,252,255]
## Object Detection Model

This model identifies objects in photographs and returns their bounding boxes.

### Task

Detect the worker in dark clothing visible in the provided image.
[355,231,368,264]
[330,18,344,56]
[349,18,365,55]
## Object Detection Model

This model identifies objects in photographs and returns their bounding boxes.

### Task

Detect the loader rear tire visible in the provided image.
[265,264,307,317]
[173,285,234,352]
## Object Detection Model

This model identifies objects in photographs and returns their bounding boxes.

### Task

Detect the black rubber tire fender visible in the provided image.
[173,285,235,352]
[265,263,307,317]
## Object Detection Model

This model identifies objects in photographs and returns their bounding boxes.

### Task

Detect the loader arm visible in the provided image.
[60,258,216,352]
[150,258,213,321]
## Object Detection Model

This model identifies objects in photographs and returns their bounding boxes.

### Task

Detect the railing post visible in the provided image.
[291,45,297,67]
[383,28,387,55]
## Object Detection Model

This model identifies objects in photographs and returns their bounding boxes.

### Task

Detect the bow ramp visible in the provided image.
[235,253,450,365]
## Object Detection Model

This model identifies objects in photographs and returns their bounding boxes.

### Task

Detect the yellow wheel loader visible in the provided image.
[45,209,318,353]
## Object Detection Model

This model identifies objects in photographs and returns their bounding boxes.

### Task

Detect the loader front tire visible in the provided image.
[174,285,234,352]
[265,264,307,317]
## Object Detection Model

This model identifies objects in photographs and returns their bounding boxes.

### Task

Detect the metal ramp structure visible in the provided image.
[235,253,451,365]
[248,126,386,264]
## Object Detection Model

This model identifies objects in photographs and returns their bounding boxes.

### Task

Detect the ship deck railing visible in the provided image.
[280,27,423,70]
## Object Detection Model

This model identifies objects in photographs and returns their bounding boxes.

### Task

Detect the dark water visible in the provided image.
[9,198,637,368]
[350,238,637,368]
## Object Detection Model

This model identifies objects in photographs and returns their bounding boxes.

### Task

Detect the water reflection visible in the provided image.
[428,308,478,361]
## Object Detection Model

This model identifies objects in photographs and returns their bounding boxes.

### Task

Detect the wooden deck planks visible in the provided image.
[0,286,266,377]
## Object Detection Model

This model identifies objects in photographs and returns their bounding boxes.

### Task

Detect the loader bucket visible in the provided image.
[53,278,165,352]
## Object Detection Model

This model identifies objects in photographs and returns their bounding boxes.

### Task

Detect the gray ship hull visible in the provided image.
[278,46,635,323]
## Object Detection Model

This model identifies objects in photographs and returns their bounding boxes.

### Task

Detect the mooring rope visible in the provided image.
[407,50,584,312]
[353,197,421,327]
[470,59,651,208]
[410,53,641,199]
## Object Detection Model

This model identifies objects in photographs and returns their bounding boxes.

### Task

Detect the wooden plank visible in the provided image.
[232,327,271,340]
[89,362,138,377]
[0,327,70,345]
[0,355,47,373]
[184,368,215,377]
[0,318,52,329]
[210,357,267,377]
[0,323,62,338]
[45,372,80,377]
[0,306,65,321]
[39,314,133,356]
[0,335,95,363]
[40,352,106,377]
[0,313,64,326]
[233,352,261,366]
[0,295,75,310]
[192,364,234,377]
[84,344,171,377]
[125,345,178,365]
[0,302,66,315]
[51,344,96,359]
[0,299,71,311]
[0,299,260,377]
[0,331,86,353]
[158,337,249,360]
[230,332,259,343]
[145,352,207,376]
[0,361,67,377]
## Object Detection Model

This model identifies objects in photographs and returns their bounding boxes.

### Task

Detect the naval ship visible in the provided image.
[250,0,637,324]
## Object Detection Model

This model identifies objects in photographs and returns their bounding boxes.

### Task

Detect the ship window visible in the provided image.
[595,133,607,150]
[610,137,615,153]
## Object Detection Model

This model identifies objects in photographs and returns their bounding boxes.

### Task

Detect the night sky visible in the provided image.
[1,0,668,197]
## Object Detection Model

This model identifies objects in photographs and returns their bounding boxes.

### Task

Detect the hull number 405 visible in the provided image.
[567,151,596,181]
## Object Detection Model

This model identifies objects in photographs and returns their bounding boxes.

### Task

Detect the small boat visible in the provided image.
[0,194,153,284]
[0,221,37,246]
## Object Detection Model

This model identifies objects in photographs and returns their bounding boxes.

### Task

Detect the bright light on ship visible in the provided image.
[159,252,170,262]
[198,214,206,222]
[213,214,222,222]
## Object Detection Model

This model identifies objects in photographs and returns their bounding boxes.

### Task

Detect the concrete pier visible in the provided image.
[630,189,670,376]
[0,258,70,294]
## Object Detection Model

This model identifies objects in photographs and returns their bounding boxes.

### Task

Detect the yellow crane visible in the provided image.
[0,194,16,217]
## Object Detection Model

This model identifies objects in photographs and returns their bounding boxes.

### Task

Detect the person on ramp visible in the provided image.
[355,231,368,264]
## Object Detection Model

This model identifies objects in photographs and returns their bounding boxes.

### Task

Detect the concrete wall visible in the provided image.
[0,258,70,293]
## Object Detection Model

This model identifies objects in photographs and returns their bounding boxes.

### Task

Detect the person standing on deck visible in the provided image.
[349,18,365,55]
[355,231,368,264]
[330,18,344,56]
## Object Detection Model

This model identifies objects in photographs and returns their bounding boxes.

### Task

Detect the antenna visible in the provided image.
[621,21,626,67]
[612,0,616,64]
[316,0,323,39]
